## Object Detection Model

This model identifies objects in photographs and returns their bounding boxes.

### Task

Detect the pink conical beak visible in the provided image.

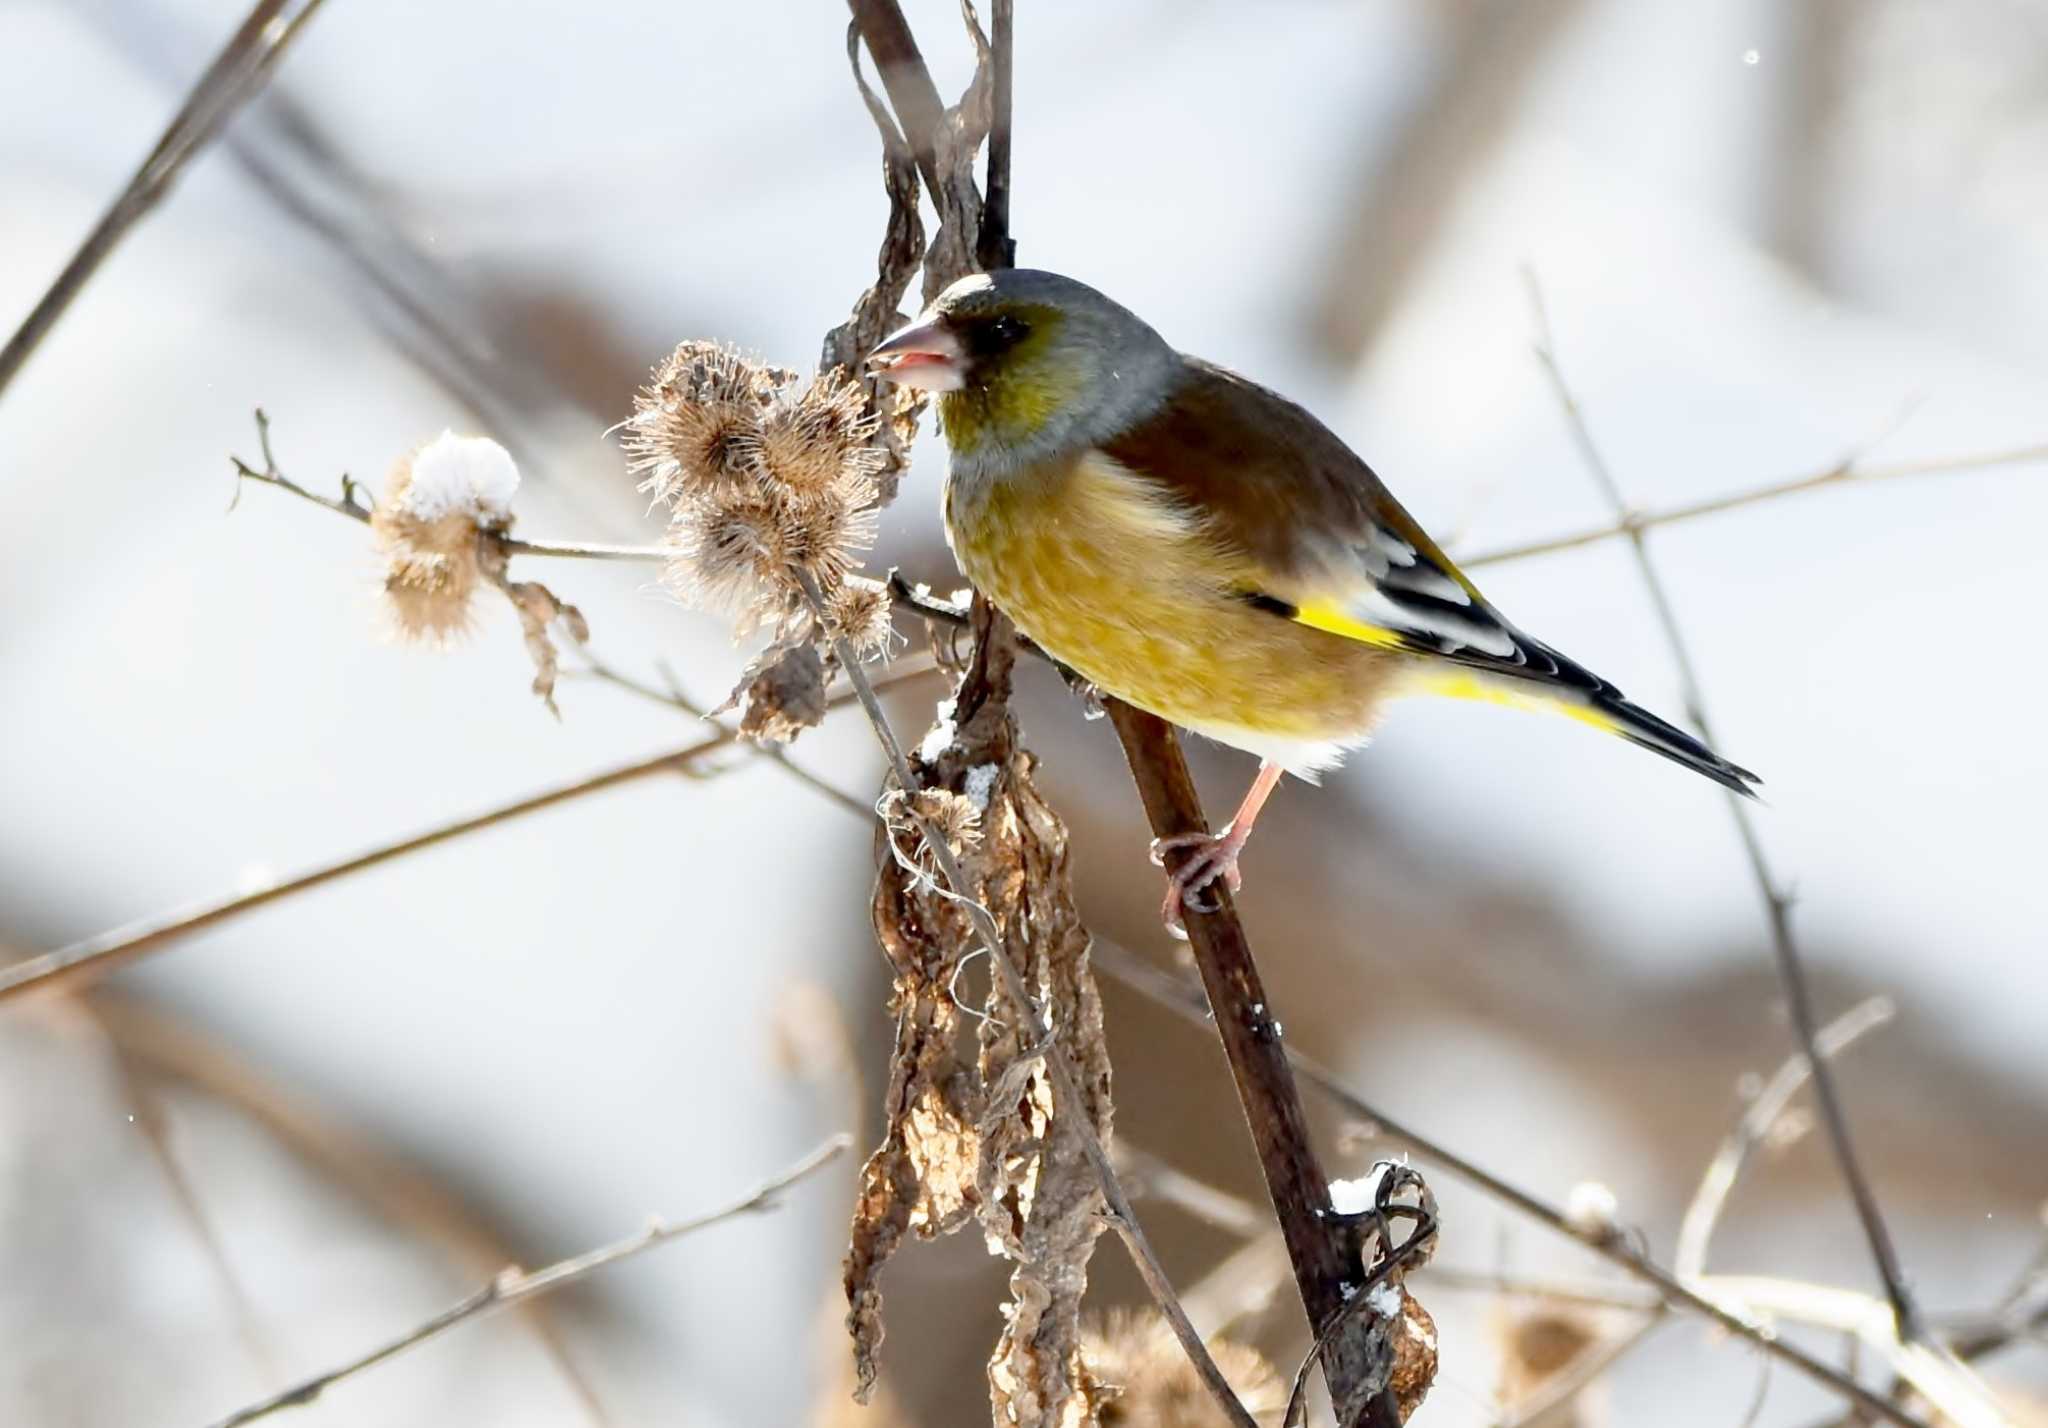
[868,320,965,392]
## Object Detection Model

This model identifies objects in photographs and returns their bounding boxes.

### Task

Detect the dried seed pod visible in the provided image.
[827,579,896,658]
[624,341,778,506]
[1085,1312,1286,1427]
[750,368,881,497]
[372,433,522,642]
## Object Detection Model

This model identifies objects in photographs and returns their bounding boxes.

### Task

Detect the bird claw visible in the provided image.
[1150,829,1246,938]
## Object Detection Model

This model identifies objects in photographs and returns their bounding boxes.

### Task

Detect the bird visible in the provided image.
[868,269,1759,933]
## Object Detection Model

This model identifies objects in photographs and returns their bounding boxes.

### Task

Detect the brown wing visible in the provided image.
[1099,358,1524,660]
[1098,360,1762,795]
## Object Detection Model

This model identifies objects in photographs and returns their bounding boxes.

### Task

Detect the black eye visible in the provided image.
[988,315,1028,347]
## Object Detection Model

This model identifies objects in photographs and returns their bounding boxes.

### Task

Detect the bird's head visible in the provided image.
[868,269,1176,467]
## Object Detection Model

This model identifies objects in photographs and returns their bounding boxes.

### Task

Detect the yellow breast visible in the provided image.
[943,451,1396,764]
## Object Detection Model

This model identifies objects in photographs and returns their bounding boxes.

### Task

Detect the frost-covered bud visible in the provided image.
[1564,1180,1622,1243]
[371,432,521,643]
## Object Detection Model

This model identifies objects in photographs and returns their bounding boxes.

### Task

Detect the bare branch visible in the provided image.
[0,0,328,404]
[1694,1275,2009,1428]
[1107,703,1406,1428]
[230,413,666,563]
[201,1135,852,1428]
[1676,997,1896,1284]
[975,0,1016,272]
[88,991,611,1423]
[1087,940,1934,1428]
[1460,443,2048,570]
[1522,271,1923,1343]
[0,667,933,1005]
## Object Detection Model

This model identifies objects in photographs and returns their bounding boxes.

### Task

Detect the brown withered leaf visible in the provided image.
[718,639,833,745]
[480,541,588,716]
[844,604,1110,1428]
[845,792,985,1402]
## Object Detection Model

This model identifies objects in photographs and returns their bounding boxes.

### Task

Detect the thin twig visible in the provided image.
[1417,1266,1659,1315]
[1088,940,1933,1428]
[84,1006,284,1385]
[230,411,666,562]
[1106,703,1403,1428]
[1460,443,2048,569]
[0,0,329,403]
[12,623,1929,1427]
[1695,1275,2008,1428]
[201,1135,852,1428]
[89,990,613,1424]
[794,569,1261,1428]
[1676,997,1896,1284]
[975,0,1016,271]
[0,669,931,1005]
[568,644,942,821]
[1522,272,1923,1343]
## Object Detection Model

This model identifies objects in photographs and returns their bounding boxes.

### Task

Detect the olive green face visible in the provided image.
[933,300,1084,453]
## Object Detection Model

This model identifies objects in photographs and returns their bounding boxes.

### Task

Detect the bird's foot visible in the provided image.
[1149,825,1249,940]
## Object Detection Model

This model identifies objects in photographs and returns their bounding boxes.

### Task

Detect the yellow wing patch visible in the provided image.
[1410,669,1620,732]
[1290,597,1408,650]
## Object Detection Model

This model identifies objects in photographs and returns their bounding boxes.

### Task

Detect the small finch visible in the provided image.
[870,269,1758,931]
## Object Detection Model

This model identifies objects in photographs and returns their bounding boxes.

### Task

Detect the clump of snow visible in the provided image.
[917,697,959,765]
[1365,1282,1403,1317]
[1565,1180,1620,1240]
[402,431,520,522]
[1328,1168,1388,1215]
[962,762,1000,810]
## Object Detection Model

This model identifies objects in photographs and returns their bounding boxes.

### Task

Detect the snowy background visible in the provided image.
[2,1,2045,1424]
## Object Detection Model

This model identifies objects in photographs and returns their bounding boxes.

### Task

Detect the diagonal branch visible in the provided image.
[1459,442,2048,569]
[1090,941,1934,1428]
[1522,272,1923,1343]
[0,622,1935,1428]
[1107,705,1405,1428]
[201,1135,851,1428]
[230,410,666,563]
[0,667,932,1006]
[0,0,329,404]
[1676,996,1895,1284]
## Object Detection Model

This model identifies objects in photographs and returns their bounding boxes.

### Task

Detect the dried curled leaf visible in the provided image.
[1388,1288,1438,1422]
[845,611,1111,1428]
[479,540,587,716]
[723,639,832,745]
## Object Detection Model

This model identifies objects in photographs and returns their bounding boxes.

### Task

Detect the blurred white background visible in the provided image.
[3,1,2045,1424]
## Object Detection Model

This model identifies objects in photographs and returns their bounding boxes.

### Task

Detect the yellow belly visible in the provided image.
[944,452,1396,761]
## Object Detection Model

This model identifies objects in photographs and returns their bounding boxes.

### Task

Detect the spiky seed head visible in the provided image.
[661,489,788,618]
[625,341,781,506]
[828,579,896,658]
[749,368,883,496]
[1084,1313,1285,1427]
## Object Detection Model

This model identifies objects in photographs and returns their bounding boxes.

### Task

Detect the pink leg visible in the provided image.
[1148,759,1286,937]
